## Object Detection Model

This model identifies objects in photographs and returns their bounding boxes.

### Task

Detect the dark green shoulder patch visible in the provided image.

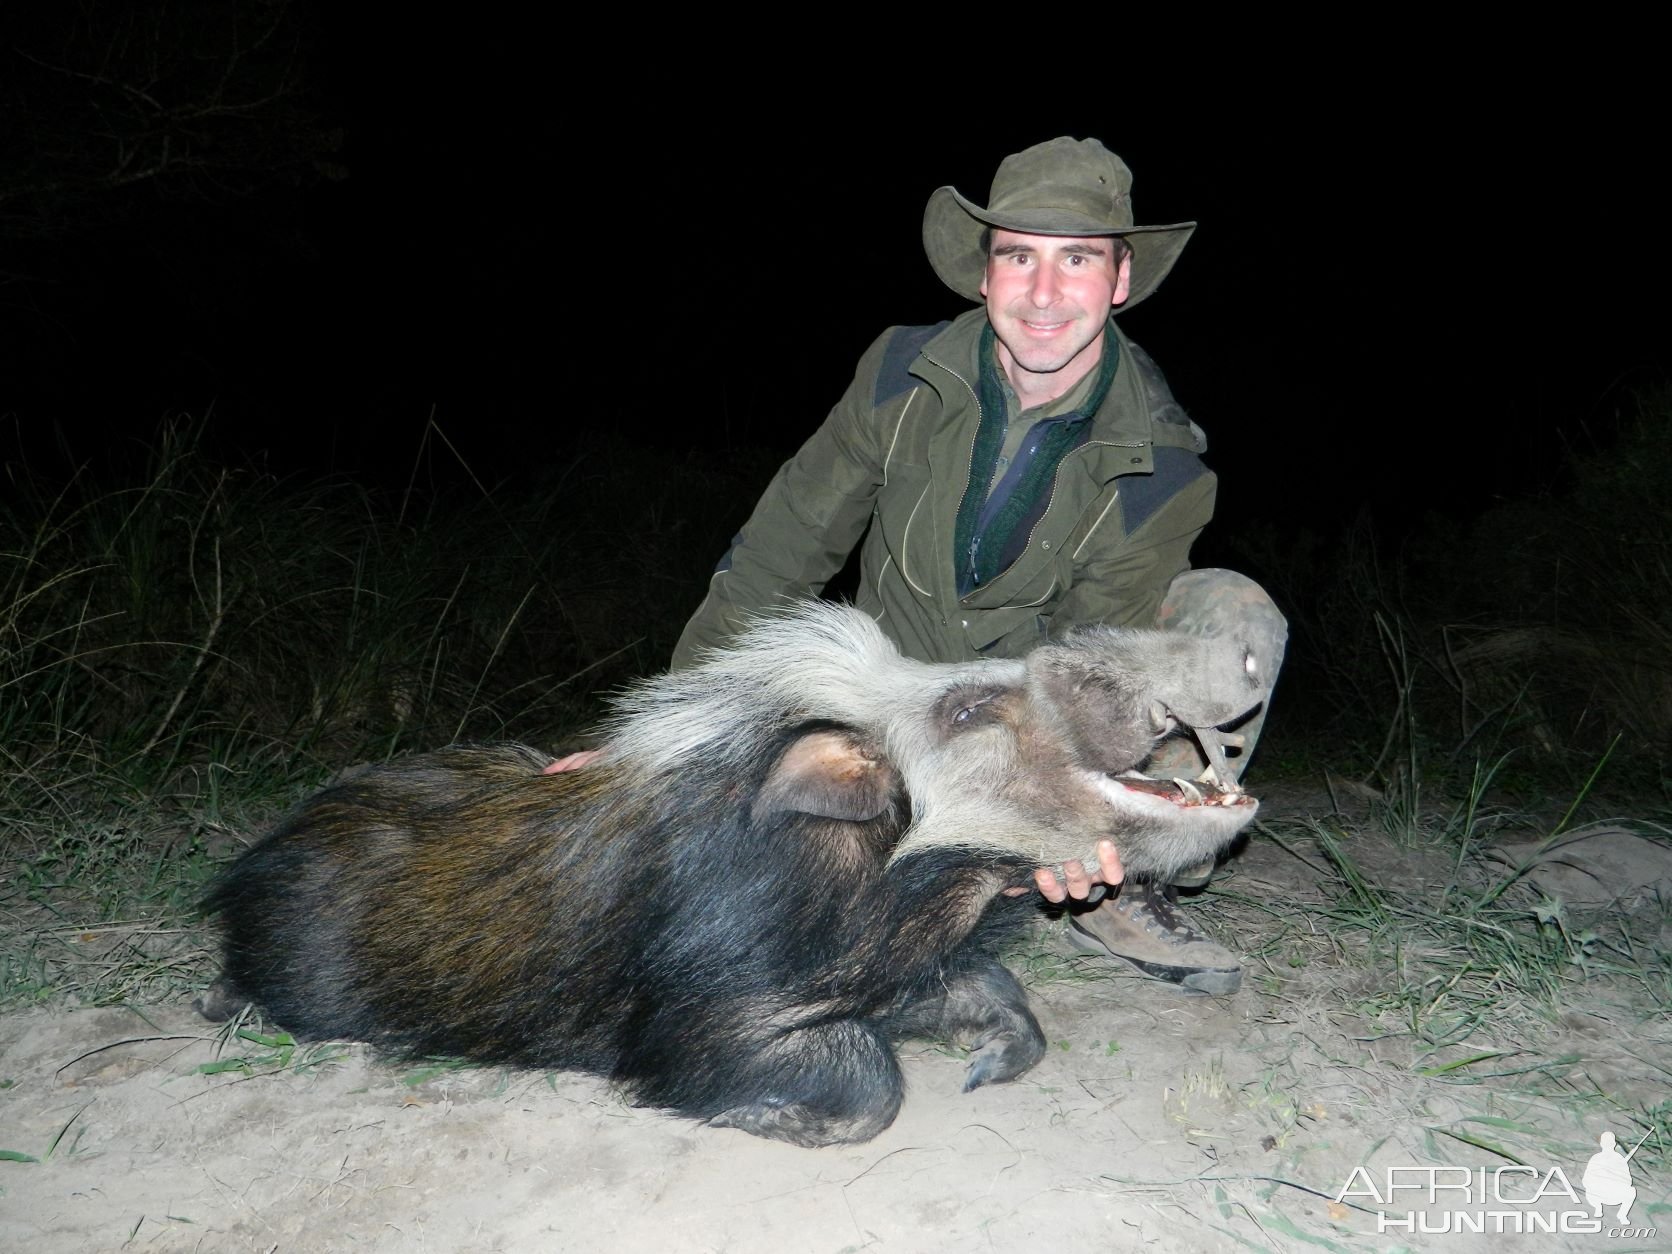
[874,322,949,406]
[1119,447,1209,535]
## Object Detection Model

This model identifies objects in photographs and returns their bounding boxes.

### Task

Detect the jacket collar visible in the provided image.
[906,309,1164,613]
[911,308,1155,463]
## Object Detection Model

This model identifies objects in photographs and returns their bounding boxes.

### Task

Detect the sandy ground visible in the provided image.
[3,826,1668,1253]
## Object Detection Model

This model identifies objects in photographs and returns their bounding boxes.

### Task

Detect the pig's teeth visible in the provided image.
[1195,763,1242,794]
[1173,777,1204,805]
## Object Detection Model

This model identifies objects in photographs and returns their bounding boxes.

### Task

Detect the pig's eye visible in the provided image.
[937,685,1005,732]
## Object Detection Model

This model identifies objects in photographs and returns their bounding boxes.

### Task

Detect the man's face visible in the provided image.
[980,230,1133,385]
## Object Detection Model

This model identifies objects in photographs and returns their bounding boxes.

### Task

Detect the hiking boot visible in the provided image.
[1067,882,1242,995]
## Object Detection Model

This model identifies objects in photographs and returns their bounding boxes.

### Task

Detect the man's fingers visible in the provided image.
[1032,867,1067,904]
[1030,844,1126,903]
[1095,839,1125,885]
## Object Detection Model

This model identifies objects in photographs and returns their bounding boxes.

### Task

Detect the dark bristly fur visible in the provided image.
[202,604,1262,1147]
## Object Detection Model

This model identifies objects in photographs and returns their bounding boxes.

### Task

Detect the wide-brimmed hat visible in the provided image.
[923,137,1196,311]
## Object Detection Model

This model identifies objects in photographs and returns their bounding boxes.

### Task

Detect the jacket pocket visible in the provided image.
[873,461,935,598]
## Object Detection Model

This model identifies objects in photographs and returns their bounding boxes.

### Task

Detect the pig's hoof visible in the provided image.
[962,1024,1046,1091]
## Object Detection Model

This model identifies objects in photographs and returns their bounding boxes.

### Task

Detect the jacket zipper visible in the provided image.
[1010,436,1147,554]
[922,350,1151,604]
[921,348,988,595]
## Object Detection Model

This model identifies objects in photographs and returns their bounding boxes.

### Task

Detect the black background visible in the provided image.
[5,15,1666,543]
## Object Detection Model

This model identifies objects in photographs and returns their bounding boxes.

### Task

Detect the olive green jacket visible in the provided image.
[672,308,1216,668]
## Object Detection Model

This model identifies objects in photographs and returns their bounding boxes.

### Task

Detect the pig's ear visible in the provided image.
[753,728,898,822]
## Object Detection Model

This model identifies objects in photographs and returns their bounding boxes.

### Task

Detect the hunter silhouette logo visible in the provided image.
[1582,1129,1647,1224]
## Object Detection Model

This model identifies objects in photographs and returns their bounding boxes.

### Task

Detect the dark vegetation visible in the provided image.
[1238,387,1672,807]
[0,416,776,1003]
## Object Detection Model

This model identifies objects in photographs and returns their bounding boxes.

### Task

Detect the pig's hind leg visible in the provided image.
[888,954,1047,1091]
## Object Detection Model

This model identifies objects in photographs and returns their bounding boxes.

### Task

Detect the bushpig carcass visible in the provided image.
[200,603,1263,1146]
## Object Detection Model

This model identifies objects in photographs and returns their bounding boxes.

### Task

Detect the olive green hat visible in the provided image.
[922,136,1196,311]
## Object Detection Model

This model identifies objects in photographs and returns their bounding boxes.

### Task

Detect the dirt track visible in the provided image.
[3,826,1667,1253]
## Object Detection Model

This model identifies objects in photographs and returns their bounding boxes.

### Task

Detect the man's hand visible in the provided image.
[1003,839,1124,901]
[543,749,601,774]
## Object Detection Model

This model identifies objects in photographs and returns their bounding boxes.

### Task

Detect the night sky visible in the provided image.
[5,14,1667,546]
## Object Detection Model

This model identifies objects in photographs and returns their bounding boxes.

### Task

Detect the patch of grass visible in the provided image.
[0,1103,93,1164]
[197,1014,348,1079]
[1005,930,1122,988]
[1218,791,1672,1188]
[1296,813,1666,1049]
[0,417,774,1008]
[399,1057,481,1087]
[1235,386,1672,809]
